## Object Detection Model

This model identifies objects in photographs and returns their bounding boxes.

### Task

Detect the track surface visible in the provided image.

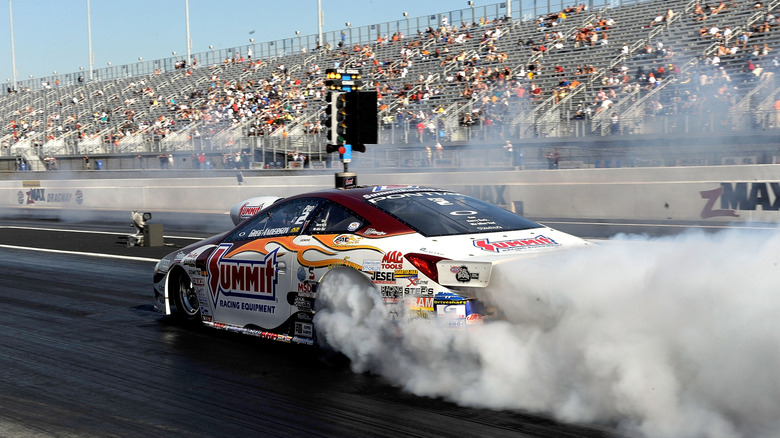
[1,215,721,437]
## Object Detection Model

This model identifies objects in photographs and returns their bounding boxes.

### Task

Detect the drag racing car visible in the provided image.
[153,185,590,345]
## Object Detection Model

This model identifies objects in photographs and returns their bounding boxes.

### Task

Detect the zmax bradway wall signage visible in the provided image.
[17,181,83,206]
[700,182,780,219]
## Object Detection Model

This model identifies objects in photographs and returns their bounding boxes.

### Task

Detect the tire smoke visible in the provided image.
[315,229,780,438]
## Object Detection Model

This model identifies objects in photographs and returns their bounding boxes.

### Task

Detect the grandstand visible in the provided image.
[1,0,778,172]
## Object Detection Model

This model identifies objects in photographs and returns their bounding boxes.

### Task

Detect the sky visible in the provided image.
[0,0,513,85]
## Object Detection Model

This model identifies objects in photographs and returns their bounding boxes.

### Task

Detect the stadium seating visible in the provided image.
[1,0,778,170]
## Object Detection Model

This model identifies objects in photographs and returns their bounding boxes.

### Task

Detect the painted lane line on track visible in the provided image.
[0,244,160,262]
[0,225,203,240]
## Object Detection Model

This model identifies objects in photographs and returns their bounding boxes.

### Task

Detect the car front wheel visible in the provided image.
[172,270,200,322]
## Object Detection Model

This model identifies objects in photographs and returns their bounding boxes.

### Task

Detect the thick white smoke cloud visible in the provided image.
[314,229,780,438]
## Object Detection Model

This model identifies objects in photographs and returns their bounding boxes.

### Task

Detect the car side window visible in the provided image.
[225,198,323,242]
[306,202,365,234]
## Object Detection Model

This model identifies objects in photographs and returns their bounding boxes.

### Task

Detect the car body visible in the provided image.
[153,185,590,345]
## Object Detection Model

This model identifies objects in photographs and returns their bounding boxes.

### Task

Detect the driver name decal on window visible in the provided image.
[248,227,289,237]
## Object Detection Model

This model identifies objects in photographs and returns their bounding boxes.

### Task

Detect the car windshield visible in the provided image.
[366,190,542,237]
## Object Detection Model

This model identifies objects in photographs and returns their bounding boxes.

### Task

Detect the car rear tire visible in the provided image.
[313,267,387,364]
[172,269,200,323]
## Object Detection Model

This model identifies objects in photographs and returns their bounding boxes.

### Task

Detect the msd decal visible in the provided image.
[207,244,278,305]
[474,236,558,253]
[700,183,780,219]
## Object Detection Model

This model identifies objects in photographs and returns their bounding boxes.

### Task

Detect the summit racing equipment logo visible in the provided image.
[700,182,780,219]
[207,244,278,304]
[474,236,558,253]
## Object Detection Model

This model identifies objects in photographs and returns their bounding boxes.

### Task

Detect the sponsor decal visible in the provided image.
[419,247,444,256]
[368,185,420,193]
[238,202,264,220]
[454,266,479,282]
[362,228,386,236]
[347,221,361,231]
[297,266,308,282]
[207,244,278,304]
[467,314,483,322]
[295,322,313,337]
[405,286,434,296]
[381,251,403,270]
[297,282,313,293]
[292,336,315,346]
[700,182,780,219]
[370,271,396,284]
[437,304,467,327]
[332,234,362,246]
[362,259,382,272]
[474,236,558,253]
[412,297,434,309]
[296,266,315,282]
[217,299,276,313]
[365,190,452,204]
[381,285,403,303]
[394,269,418,279]
[294,296,312,312]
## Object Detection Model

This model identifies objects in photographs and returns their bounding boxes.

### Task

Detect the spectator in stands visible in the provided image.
[647,13,664,28]
[692,2,707,20]
[708,24,722,39]
[738,32,752,48]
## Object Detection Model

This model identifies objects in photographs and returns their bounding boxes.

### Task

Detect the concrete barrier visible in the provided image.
[3,166,780,224]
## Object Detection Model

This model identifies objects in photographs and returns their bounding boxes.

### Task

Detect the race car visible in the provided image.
[153,185,590,345]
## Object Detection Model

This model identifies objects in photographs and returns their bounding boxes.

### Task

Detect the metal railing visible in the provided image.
[1,0,661,96]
